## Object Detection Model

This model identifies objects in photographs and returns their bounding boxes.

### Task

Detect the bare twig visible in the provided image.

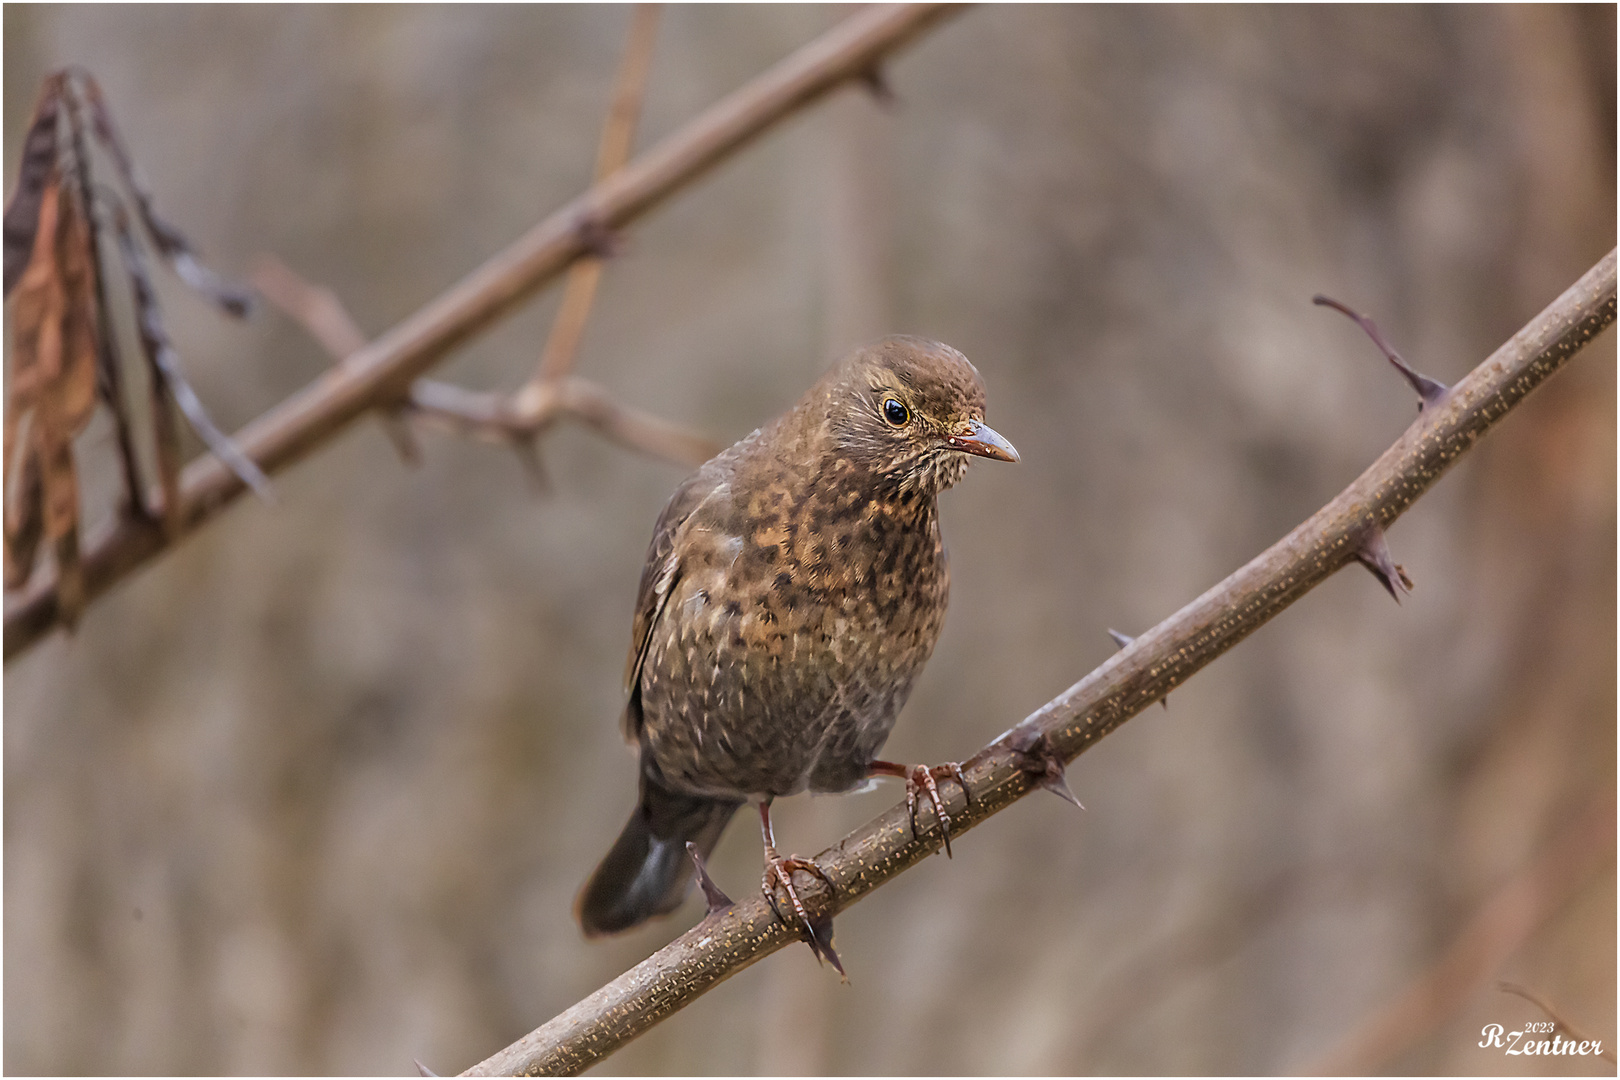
[549,378,721,466]
[2,3,965,659]
[460,251,1616,1077]
[256,256,719,471]
[406,377,719,468]
[250,255,421,464]
[529,3,660,387]
[1497,982,1616,1064]
[250,255,367,357]
[1306,789,1615,1074]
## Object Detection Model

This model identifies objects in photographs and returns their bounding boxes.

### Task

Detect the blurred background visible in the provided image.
[4,5,1614,1075]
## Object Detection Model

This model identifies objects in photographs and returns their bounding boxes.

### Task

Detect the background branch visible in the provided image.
[1497,982,1616,1064]
[2,2,963,660]
[461,250,1615,1077]
[1306,790,1615,1074]
[253,256,720,471]
[527,2,660,389]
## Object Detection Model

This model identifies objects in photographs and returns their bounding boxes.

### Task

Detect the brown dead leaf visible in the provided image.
[2,74,64,298]
[78,72,254,318]
[113,208,275,504]
[5,174,102,621]
[3,417,43,589]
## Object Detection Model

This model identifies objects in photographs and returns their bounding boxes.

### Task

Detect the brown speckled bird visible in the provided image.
[577,336,1018,939]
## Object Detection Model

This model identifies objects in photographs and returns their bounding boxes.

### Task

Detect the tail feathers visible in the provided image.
[576,778,740,937]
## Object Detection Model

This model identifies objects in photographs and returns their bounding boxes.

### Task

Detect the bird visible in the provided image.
[576,335,1018,942]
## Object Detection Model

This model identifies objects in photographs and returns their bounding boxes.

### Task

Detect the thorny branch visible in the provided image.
[2,2,964,660]
[457,251,1616,1077]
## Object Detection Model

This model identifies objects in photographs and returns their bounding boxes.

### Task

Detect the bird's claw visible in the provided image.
[762,853,835,947]
[900,762,971,858]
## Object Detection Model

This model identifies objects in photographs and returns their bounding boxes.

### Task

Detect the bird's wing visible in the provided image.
[620,467,718,742]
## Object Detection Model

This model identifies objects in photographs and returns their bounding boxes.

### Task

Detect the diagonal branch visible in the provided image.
[2,2,965,660]
[459,250,1616,1077]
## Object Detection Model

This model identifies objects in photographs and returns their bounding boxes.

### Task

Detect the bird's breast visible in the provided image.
[639,489,950,799]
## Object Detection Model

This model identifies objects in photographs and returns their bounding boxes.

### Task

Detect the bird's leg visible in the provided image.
[868,759,971,858]
[757,799,835,944]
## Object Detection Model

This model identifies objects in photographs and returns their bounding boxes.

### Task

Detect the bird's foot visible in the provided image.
[761,851,844,977]
[762,851,834,937]
[870,760,972,858]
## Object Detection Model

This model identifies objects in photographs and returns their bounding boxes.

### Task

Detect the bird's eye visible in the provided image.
[882,398,910,426]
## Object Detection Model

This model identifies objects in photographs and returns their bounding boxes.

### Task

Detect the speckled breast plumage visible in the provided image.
[628,416,950,801]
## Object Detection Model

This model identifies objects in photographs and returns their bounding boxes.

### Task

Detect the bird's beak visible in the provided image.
[944,419,1019,462]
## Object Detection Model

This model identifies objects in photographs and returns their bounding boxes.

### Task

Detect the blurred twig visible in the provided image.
[254,257,720,471]
[2,3,964,660]
[390,5,721,475]
[1498,982,1616,1064]
[529,3,659,388]
[458,253,1616,1077]
[1306,789,1615,1074]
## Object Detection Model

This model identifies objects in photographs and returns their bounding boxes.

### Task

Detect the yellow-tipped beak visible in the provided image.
[944,418,1019,462]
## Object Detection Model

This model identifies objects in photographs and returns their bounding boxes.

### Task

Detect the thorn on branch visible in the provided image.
[1313,294,1448,410]
[858,64,897,107]
[575,213,623,260]
[413,1058,441,1077]
[806,909,846,982]
[377,406,424,468]
[685,841,735,918]
[1354,523,1412,603]
[1107,629,1168,709]
[511,436,552,494]
[1008,727,1083,811]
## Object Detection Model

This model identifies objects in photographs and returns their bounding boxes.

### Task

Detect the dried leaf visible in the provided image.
[113,208,275,504]
[6,176,101,620]
[58,72,148,517]
[4,430,44,589]
[3,75,64,298]
[47,182,103,453]
[148,362,185,538]
[78,72,254,317]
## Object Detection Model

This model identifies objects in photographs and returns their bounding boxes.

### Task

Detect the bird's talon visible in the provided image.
[876,760,969,858]
[762,854,834,946]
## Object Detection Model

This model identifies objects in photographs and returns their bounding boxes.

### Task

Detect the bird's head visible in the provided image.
[821,336,1018,496]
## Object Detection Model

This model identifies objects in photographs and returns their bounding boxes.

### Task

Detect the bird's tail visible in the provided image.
[575,772,741,937]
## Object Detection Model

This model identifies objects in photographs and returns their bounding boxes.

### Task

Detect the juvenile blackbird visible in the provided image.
[576,336,1017,939]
